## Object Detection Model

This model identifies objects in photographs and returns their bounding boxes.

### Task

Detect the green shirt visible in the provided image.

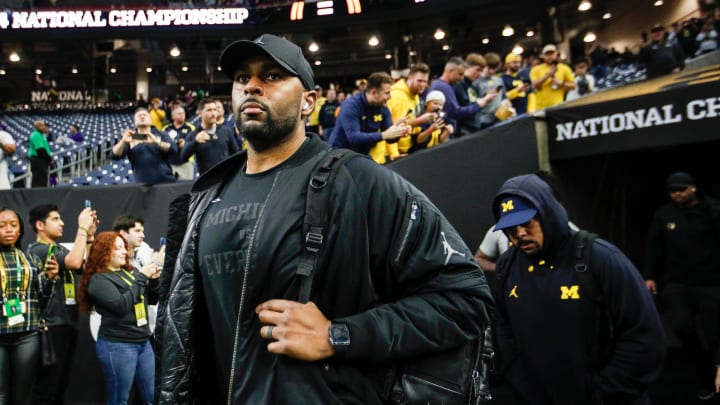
[28,130,52,159]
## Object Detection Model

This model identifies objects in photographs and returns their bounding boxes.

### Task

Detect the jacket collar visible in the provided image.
[191,133,330,192]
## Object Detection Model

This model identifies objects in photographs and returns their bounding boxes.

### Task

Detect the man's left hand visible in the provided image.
[256,299,334,361]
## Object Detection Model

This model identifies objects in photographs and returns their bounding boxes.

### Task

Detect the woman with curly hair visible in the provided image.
[0,206,56,404]
[77,231,162,405]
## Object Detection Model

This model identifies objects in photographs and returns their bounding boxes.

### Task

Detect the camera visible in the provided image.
[434,107,446,120]
[577,76,590,95]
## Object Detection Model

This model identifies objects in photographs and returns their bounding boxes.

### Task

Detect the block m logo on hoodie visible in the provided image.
[560,285,580,299]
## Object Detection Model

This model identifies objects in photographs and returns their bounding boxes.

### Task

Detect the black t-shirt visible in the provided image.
[198,163,284,387]
[27,241,80,327]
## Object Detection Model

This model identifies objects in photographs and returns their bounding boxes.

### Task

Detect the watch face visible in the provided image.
[330,324,350,346]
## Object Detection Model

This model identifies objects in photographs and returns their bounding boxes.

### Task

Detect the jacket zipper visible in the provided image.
[226,170,283,405]
[394,198,419,263]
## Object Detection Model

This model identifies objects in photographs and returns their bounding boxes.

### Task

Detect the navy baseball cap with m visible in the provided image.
[494,195,538,231]
[219,33,315,90]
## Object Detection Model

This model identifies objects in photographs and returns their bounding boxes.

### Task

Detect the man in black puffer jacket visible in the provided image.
[157,33,493,405]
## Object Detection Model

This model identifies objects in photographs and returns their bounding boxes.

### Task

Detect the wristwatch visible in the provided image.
[328,323,351,348]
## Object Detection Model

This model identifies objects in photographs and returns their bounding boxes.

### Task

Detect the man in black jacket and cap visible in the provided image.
[158,33,493,404]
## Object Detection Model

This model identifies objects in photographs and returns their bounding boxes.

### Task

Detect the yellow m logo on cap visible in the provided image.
[501,200,515,213]
[560,285,580,299]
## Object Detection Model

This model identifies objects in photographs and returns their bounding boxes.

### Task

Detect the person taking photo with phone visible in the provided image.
[530,44,576,111]
[411,90,453,152]
[77,232,162,405]
[112,107,178,185]
[26,204,98,404]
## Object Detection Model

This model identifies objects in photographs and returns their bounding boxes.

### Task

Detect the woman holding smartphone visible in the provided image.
[77,231,162,405]
[0,206,56,403]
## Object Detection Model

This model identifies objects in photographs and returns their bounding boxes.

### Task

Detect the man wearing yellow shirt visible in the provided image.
[148,97,167,131]
[385,63,435,158]
[530,44,575,111]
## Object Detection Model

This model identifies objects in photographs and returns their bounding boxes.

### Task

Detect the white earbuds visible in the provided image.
[692,187,697,192]
[304,102,310,109]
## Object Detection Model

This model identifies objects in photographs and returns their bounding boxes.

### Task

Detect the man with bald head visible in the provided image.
[28,119,53,187]
[158,34,492,404]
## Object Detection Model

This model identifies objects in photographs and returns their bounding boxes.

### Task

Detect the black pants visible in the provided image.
[0,331,40,405]
[29,157,50,188]
[31,325,78,405]
[662,283,720,387]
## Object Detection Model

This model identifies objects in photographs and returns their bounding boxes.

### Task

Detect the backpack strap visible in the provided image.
[572,229,613,367]
[296,148,356,303]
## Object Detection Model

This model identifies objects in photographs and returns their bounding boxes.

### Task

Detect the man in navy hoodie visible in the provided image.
[491,173,666,405]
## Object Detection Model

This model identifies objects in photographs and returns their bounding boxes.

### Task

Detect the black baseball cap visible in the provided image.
[666,172,695,191]
[219,33,315,90]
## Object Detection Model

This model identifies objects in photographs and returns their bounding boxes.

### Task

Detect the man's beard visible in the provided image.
[236,105,299,152]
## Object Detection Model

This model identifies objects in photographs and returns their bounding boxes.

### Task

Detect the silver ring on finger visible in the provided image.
[266,325,274,340]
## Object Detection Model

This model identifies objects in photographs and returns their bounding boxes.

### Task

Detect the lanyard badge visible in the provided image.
[3,297,25,326]
[64,282,76,305]
[134,302,147,327]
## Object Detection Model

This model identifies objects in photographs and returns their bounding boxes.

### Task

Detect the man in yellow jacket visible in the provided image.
[383,63,436,160]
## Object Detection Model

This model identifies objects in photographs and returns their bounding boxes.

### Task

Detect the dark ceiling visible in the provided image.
[0,0,612,100]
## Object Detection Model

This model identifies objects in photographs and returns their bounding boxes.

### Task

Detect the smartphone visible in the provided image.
[159,237,167,247]
[85,200,92,209]
[132,131,146,140]
[45,243,57,268]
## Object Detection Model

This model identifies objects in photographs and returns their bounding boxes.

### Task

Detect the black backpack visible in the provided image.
[296,148,494,405]
[494,229,614,368]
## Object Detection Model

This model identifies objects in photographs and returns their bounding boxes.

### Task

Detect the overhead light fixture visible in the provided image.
[385,53,392,59]
[146,67,153,73]
[442,44,450,51]
[502,25,514,37]
[314,60,322,66]
[110,67,117,74]
[583,32,597,42]
[308,42,319,52]
[217,65,222,71]
[481,36,490,45]
[653,0,663,5]
[9,52,20,62]
[181,65,189,72]
[0,69,5,75]
[433,29,445,40]
[578,0,592,11]
[368,35,379,47]
[169,45,181,57]
[71,67,78,74]
[602,12,612,19]
[35,68,42,75]
[526,29,535,37]
[409,50,416,56]
[512,45,524,54]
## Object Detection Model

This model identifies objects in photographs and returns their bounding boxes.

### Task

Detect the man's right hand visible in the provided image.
[645,280,657,295]
[121,129,135,143]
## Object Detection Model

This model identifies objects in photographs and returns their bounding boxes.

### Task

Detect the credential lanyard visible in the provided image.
[116,269,147,327]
